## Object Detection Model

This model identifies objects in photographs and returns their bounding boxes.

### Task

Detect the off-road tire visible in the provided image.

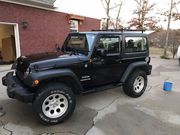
[123,70,147,98]
[33,83,76,125]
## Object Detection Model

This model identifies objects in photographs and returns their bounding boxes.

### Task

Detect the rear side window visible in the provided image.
[125,37,147,53]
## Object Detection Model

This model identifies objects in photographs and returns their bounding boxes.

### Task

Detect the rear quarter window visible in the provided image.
[125,37,147,53]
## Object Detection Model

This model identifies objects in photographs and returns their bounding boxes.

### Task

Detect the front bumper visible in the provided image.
[2,72,34,103]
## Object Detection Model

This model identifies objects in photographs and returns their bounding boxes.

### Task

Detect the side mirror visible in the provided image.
[96,48,107,57]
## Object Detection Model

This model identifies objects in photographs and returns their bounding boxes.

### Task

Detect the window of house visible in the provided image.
[70,20,78,32]
[125,37,147,53]
[97,37,120,55]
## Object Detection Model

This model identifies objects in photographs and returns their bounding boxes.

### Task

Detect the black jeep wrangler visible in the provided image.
[2,30,152,125]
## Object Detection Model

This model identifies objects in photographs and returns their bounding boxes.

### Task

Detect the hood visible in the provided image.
[16,51,88,72]
[25,52,66,63]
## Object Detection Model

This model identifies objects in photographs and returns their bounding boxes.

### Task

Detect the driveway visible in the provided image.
[0,55,180,135]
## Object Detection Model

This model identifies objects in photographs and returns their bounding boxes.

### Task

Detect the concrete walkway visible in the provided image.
[0,65,11,72]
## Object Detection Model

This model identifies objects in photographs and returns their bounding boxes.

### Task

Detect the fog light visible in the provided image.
[34,80,39,85]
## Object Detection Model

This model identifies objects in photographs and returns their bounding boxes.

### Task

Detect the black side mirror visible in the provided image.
[96,48,107,57]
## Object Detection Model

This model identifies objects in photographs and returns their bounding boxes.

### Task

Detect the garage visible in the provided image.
[0,23,20,64]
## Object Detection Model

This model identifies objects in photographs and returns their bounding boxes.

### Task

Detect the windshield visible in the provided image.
[63,34,96,55]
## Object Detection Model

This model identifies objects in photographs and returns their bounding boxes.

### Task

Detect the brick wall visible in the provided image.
[0,2,100,55]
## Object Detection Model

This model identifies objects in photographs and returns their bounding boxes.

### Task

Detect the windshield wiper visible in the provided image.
[70,49,79,55]
[66,47,79,55]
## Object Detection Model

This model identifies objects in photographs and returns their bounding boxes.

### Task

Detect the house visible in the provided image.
[0,0,100,63]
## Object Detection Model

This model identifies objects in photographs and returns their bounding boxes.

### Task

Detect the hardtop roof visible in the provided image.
[74,31,148,37]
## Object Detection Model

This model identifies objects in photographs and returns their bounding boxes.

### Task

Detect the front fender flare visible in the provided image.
[25,69,83,93]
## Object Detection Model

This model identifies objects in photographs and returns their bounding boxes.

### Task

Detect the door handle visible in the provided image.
[92,58,105,64]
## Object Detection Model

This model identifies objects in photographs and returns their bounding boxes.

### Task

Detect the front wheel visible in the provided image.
[123,70,147,98]
[33,83,76,125]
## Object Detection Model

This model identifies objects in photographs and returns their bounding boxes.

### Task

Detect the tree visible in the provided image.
[171,31,180,58]
[162,0,180,58]
[171,1,180,20]
[163,0,174,58]
[101,0,123,30]
[128,0,158,30]
[101,0,111,29]
[149,30,180,58]
[172,13,180,20]
[115,1,123,29]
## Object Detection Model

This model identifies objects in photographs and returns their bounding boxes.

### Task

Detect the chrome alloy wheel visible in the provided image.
[133,76,145,93]
[42,94,68,119]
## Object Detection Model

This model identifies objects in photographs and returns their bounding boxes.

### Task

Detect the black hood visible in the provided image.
[25,52,65,63]
[16,52,88,72]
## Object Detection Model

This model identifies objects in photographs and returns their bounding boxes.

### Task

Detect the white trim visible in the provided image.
[0,0,57,12]
[0,22,17,25]
[14,24,21,57]
[70,20,78,32]
[0,22,21,58]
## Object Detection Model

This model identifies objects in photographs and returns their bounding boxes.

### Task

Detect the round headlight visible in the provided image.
[24,68,31,78]
[145,57,150,63]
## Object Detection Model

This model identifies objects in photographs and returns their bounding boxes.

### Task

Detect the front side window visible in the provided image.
[125,37,147,53]
[96,37,120,55]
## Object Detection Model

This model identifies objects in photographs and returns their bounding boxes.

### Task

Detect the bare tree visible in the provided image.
[101,0,111,29]
[162,0,180,58]
[128,0,158,30]
[163,0,174,58]
[149,29,180,58]
[115,1,123,29]
[172,13,180,20]
[101,0,124,29]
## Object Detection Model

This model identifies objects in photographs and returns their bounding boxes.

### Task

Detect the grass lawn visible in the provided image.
[150,47,173,58]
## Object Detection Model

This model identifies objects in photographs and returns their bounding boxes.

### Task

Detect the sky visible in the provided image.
[54,0,180,29]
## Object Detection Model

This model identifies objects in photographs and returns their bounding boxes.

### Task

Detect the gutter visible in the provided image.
[0,0,57,11]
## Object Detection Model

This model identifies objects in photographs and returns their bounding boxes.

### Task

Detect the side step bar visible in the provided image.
[82,83,124,94]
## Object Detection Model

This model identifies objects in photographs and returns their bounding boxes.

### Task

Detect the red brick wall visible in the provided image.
[0,2,100,55]
[79,17,100,31]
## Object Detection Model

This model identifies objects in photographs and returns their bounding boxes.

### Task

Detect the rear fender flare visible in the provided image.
[120,62,148,83]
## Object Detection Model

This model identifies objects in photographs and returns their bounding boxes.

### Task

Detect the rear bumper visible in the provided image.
[2,72,34,103]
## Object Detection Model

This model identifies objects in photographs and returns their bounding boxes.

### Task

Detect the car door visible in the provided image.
[90,35,123,87]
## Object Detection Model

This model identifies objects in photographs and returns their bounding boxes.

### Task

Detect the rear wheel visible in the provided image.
[123,70,147,98]
[33,83,75,125]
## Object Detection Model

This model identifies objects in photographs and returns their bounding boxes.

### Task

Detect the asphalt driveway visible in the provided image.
[0,55,180,135]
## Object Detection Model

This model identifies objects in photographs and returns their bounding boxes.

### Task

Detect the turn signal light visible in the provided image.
[34,80,39,85]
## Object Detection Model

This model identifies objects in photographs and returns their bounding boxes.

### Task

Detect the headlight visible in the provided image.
[145,57,151,63]
[24,68,31,78]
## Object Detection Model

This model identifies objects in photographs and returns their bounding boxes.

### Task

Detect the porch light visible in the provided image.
[22,21,28,29]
